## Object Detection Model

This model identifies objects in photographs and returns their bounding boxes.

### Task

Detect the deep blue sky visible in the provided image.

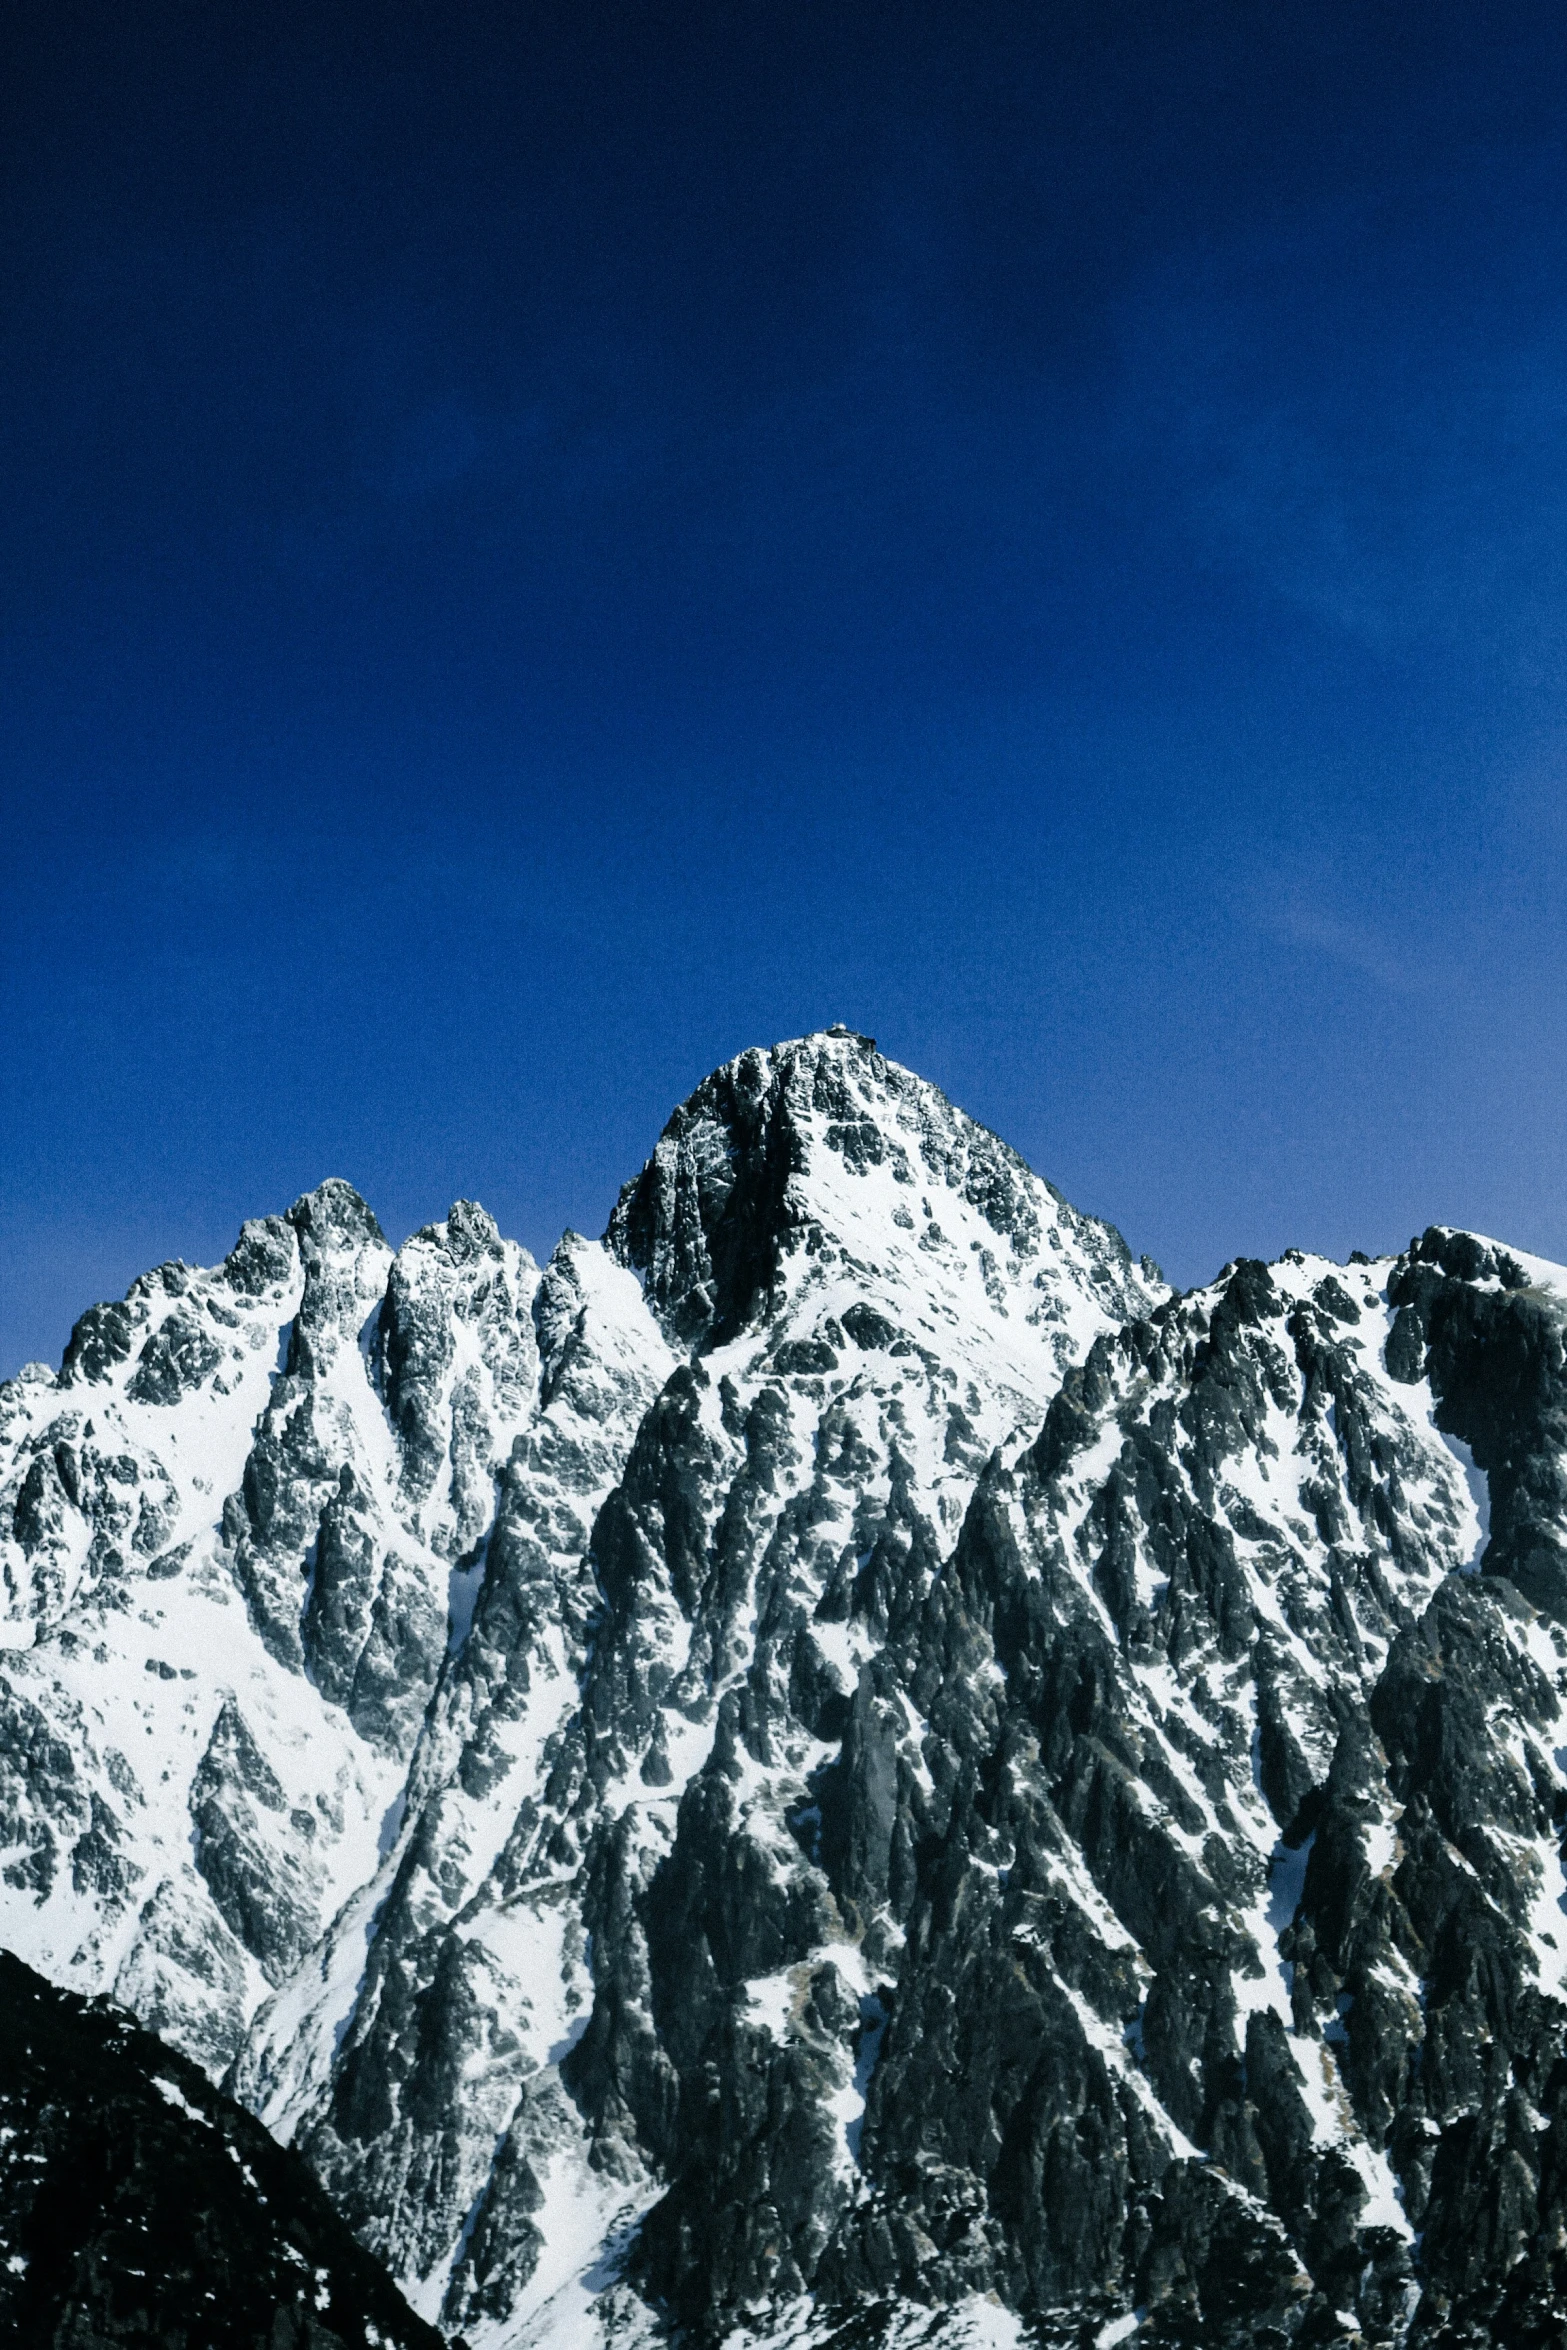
[6,1,1567,1371]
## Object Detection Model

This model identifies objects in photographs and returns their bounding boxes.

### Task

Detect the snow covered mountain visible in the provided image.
[3,1030,1567,2347]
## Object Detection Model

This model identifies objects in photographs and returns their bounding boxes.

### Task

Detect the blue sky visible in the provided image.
[5,1,1567,1371]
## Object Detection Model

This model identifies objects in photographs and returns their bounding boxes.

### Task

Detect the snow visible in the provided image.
[1438,1432,1490,1568]
[151,2075,209,2126]
[475,2210,656,2350]
[500,2161,642,2330]
[1362,1818,1398,1881]
[745,1968,799,2038]
[1059,1982,1200,2164]
[807,1617,861,1688]
[700,2289,1029,2350]
[1467,1237,1567,1300]
[1226,1809,1412,2241]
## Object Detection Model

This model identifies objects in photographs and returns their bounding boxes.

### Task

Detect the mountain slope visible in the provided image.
[235,1029,1160,2337]
[0,1183,664,2076]
[771,1231,1567,2348]
[605,1221,1567,2349]
[3,1035,1566,2348]
[0,1031,1157,2342]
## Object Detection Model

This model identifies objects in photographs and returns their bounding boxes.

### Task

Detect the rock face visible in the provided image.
[4,1031,1567,2349]
[233,1032,1154,2342]
[0,1179,582,2075]
[0,1945,441,2348]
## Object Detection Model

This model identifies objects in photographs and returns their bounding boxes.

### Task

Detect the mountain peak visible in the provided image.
[285,1177,386,1252]
[606,1029,1151,1353]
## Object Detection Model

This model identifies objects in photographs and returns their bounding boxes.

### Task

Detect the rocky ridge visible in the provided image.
[2,1031,1566,2348]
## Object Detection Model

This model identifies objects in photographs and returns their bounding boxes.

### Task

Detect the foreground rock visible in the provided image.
[0,1946,440,2349]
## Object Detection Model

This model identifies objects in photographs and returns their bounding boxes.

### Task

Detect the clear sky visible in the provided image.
[5,1,1567,1373]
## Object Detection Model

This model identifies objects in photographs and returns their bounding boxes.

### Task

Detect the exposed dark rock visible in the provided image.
[127,1302,225,1404]
[0,1947,441,2349]
[190,1698,323,1984]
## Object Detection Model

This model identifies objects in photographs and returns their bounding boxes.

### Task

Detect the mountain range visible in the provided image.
[2,1027,1565,2348]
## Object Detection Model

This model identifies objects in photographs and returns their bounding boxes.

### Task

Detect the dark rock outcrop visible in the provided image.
[0,1947,441,2349]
